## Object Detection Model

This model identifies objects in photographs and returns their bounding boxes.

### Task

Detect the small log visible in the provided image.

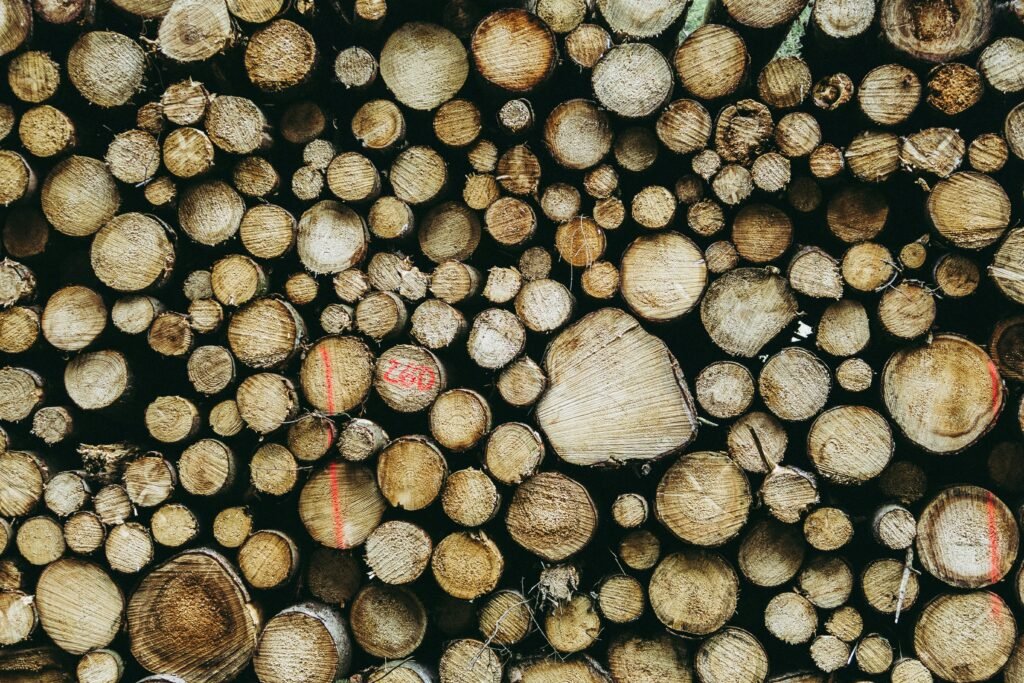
[799,554,854,609]
[244,19,317,92]
[349,584,427,658]
[649,549,738,636]
[36,559,122,655]
[377,436,447,511]
[67,31,144,107]
[380,22,467,111]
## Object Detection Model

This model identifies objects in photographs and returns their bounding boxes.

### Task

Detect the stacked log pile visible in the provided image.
[0,0,1023,681]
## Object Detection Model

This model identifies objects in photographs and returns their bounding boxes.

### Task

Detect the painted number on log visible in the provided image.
[382,359,436,390]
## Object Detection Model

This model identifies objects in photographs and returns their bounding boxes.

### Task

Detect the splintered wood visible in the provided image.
[1,0,1024,681]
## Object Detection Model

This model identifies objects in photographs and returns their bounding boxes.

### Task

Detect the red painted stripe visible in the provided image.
[319,344,336,414]
[328,462,345,549]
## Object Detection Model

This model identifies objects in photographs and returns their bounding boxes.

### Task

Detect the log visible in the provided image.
[913,592,1014,682]
[917,485,1017,587]
[536,308,697,466]
[380,23,466,110]
[127,549,259,682]
[880,0,992,62]
[505,471,596,561]
[701,268,798,357]
[649,549,738,636]
[882,334,1003,453]
[349,584,426,658]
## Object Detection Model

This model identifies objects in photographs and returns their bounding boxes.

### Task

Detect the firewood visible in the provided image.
[2,207,48,259]
[237,528,299,589]
[40,155,117,236]
[177,437,236,497]
[901,127,964,177]
[211,506,252,550]
[813,73,855,111]
[31,407,74,446]
[880,0,992,62]
[732,204,792,264]
[803,506,853,551]
[36,558,122,655]
[471,9,555,93]
[16,514,64,565]
[788,247,842,299]
[872,503,916,550]
[968,132,1009,172]
[840,242,894,293]
[808,143,845,180]
[482,421,543,486]
[0,2,1023,678]
[727,410,787,473]
[812,0,874,42]
[477,588,532,647]
[614,126,659,172]
[379,22,466,110]
[92,484,132,524]
[846,129,901,182]
[438,639,502,683]
[859,64,921,126]
[883,334,1003,453]
[563,22,610,69]
[760,465,820,523]
[541,592,599,653]
[105,129,159,185]
[507,657,610,683]
[253,602,352,683]
[765,592,816,645]
[104,520,153,573]
[432,530,503,600]
[891,658,934,683]
[877,281,936,339]
[913,592,1015,683]
[808,405,893,484]
[506,471,596,561]
[695,361,754,419]
[649,549,738,635]
[67,31,144,107]
[926,62,983,115]
[366,520,432,585]
[917,485,1017,588]
[150,503,198,548]
[759,347,831,421]
[799,554,854,609]
[349,583,426,658]
[123,453,176,507]
[127,549,258,680]
[836,358,872,392]
[248,442,297,496]
[244,19,316,92]
[157,0,233,63]
[675,25,748,101]
[656,450,751,546]
[76,649,123,683]
[809,635,850,673]
[824,605,862,642]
